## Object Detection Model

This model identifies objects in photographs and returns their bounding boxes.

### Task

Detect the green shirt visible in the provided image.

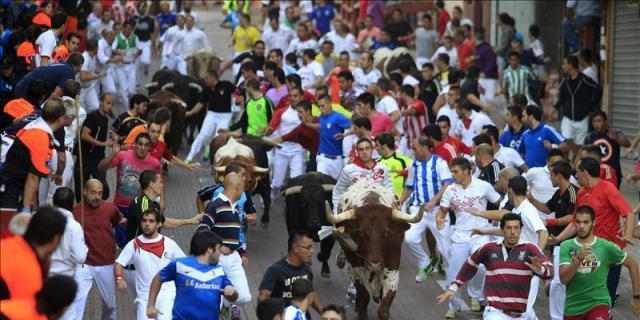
[246,96,274,137]
[378,152,411,198]
[559,237,627,316]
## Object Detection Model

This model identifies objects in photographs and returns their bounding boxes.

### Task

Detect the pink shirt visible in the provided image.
[357,27,381,45]
[369,112,394,137]
[110,150,161,208]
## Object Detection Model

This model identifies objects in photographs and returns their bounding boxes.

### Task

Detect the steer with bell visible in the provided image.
[327,179,423,320]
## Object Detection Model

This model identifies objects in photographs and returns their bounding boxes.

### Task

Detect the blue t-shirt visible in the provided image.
[14,63,76,98]
[518,124,565,168]
[499,126,526,151]
[318,111,351,156]
[308,5,335,35]
[157,12,176,36]
[159,256,232,320]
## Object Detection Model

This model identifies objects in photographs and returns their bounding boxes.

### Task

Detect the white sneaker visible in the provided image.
[346,282,356,301]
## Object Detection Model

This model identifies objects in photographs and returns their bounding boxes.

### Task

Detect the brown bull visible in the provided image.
[209,132,276,227]
[327,180,423,320]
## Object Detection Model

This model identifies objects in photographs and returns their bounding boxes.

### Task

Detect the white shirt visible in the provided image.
[116,234,185,302]
[582,65,598,84]
[161,25,185,58]
[376,95,403,134]
[112,33,142,62]
[80,51,98,89]
[273,107,303,154]
[262,25,294,53]
[352,67,382,92]
[181,26,211,57]
[35,29,57,67]
[440,177,501,243]
[324,32,359,60]
[286,37,318,57]
[49,208,88,277]
[299,60,324,92]
[402,74,420,87]
[523,166,556,219]
[431,45,458,68]
[283,305,306,320]
[512,199,546,245]
[405,155,452,207]
[62,96,87,148]
[96,38,113,70]
[445,18,474,37]
[435,86,461,132]
[453,110,495,147]
[494,145,525,169]
[88,20,114,40]
[529,39,544,58]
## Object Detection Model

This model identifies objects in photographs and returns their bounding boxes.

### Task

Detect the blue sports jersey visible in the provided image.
[157,12,176,36]
[318,111,351,156]
[283,304,306,320]
[499,126,526,151]
[159,256,232,320]
[307,5,335,35]
[518,124,565,168]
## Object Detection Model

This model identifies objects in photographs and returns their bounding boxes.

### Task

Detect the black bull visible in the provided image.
[281,173,337,278]
[146,69,205,152]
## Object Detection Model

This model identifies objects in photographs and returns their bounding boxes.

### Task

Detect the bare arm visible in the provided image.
[185,102,204,118]
[97,148,119,172]
[312,294,323,314]
[22,172,40,210]
[537,229,549,249]
[466,93,491,112]
[388,110,401,123]
[50,86,63,98]
[162,213,202,229]
[623,213,637,244]
[146,275,163,318]
[432,94,446,114]
[258,289,271,302]
[551,223,576,245]
[622,255,640,304]
[81,127,108,147]
[527,192,552,214]
[196,195,206,213]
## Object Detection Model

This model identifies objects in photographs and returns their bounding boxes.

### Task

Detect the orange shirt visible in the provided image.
[52,45,69,63]
[327,66,350,104]
[16,41,36,64]
[0,236,44,302]
[123,124,147,146]
[0,299,46,320]
[16,126,54,176]
[3,98,35,121]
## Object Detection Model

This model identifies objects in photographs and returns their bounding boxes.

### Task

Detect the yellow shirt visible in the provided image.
[311,103,352,119]
[232,25,260,53]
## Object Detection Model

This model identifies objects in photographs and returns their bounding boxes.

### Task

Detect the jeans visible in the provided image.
[607,263,622,308]
[562,15,600,51]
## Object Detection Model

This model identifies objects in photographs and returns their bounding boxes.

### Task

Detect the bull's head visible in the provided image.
[283,184,334,230]
[326,202,423,271]
[213,156,268,192]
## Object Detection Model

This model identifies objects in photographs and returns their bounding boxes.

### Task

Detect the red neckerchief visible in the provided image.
[463,118,472,129]
[134,236,166,259]
[353,157,377,170]
[380,91,391,98]
[299,34,311,42]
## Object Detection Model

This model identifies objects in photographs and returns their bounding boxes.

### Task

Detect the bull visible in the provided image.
[281,172,336,278]
[185,48,222,80]
[373,47,419,78]
[145,69,204,147]
[327,179,423,320]
[146,90,187,155]
[209,133,276,227]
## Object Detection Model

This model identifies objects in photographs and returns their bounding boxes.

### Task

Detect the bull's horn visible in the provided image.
[321,184,334,192]
[171,98,187,108]
[253,166,269,173]
[161,83,175,91]
[189,82,203,93]
[326,203,356,224]
[392,206,423,223]
[214,166,226,172]
[261,137,281,148]
[282,185,303,196]
[145,82,159,89]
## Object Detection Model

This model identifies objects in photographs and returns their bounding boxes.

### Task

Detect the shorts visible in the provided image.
[563,304,609,320]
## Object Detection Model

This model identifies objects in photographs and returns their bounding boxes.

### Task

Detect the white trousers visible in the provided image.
[161,55,187,75]
[483,306,522,320]
[271,145,306,191]
[80,84,100,112]
[316,154,344,180]
[404,205,450,269]
[447,235,490,311]
[561,116,589,144]
[479,78,498,102]
[186,111,233,162]
[136,296,173,320]
[100,67,117,96]
[525,277,539,320]
[138,41,152,66]
[115,63,138,105]
[38,150,74,204]
[218,251,252,305]
[549,246,566,320]
[68,264,117,320]
[397,135,412,158]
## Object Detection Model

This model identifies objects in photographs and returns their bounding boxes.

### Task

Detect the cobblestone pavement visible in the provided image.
[81,4,640,320]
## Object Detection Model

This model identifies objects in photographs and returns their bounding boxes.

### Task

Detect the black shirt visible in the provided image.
[126,193,162,243]
[259,258,313,302]
[461,79,482,112]
[113,111,145,142]
[545,184,579,237]
[584,129,623,185]
[201,80,235,113]
[418,78,441,123]
[479,159,504,210]
[53,128,65,152]
[81,110,109,159]
[135,16,155,42]
[232,52,265,71]
[387,21,411,45]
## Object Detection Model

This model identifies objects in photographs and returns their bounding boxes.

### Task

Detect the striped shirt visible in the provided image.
[450,241,552,314]
[405,155,453,207]
[198,193,245,254]
[403,100,430,148]
[502,65,536,100]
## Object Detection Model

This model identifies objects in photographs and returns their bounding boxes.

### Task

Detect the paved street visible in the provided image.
[80,4,640,320]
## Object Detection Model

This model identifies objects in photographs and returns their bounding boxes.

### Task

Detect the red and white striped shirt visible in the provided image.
[450,241,552,315]
[403,100,429,147]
